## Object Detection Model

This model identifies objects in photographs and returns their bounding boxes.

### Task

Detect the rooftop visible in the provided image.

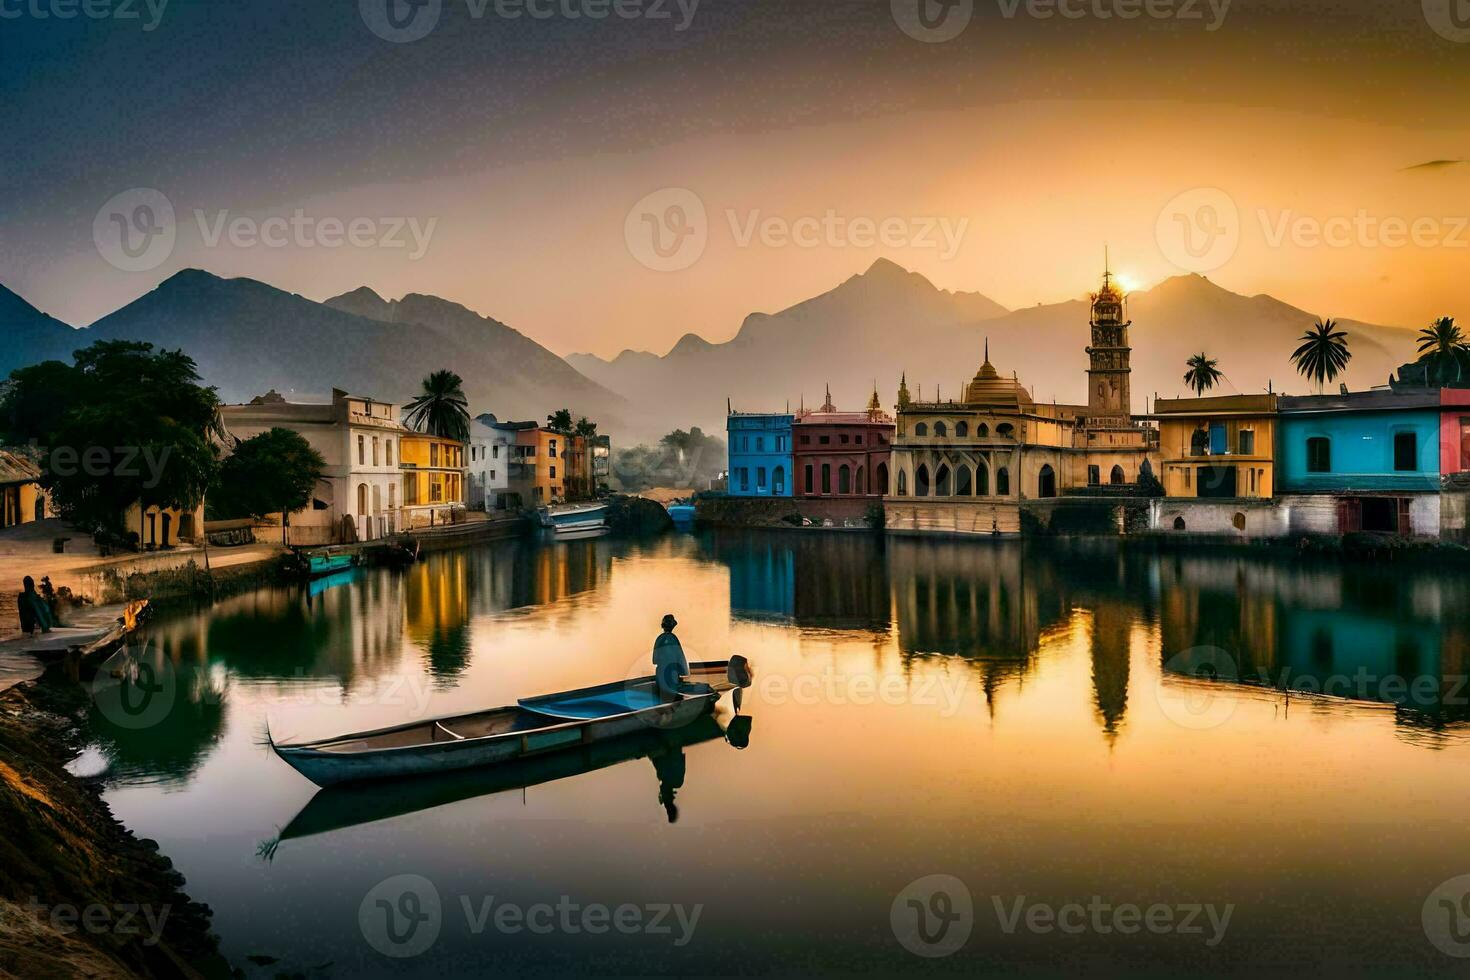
[1278,389,1441,414]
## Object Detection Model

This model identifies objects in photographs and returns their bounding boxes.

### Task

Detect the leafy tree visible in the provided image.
[403,370,470,442]
[213,428,326,542]
[615,428,726,491]
[1182,353,1223,396]
[545,409,575,434]
[573,416,598,439]
[1290,318,1352,393]
[1416,316,1469,386]
[1,341,221,536]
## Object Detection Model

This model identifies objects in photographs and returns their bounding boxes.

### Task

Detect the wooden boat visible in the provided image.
[270,661,739,787]
[276,714,732,842]
[306,550,356,578]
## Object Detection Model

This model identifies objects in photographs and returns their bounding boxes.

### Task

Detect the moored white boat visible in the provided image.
[537,502,610,539]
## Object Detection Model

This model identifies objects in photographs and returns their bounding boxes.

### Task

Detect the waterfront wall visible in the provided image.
[1149,499,1289,537]
[697,494,878,529]
[884,499,1022,536]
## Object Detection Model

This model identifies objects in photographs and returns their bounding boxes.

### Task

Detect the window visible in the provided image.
[774,466,786,494]
[550,466,556,479]
[357,483,368,515]
[996,423,1014,439]
[955,422,968,438]
[1238,429,1255,455]
[819,436,831,445]
[977,423,989,437]
[897,470,908,496]
[934,422,947,437]
[372,437,380,466]
[386,440,394,466]
[1394,431,1417,472]
[915,423,928,436]
[1307,437,1331,473]
[1087,465,1101,487]
[739,468,749,491]
[1173,516,1187,531]
[358,435,365,466]
[996,467,1010,496]
[855,435,863,445]
[1191,428,1209,457]
[821,464,832,494]
[757,467,767,489]
[430,443,439,467]
[756,437,764,452]
[801,435,812,445]
[1110,465,1126,486]
[838,465,851,494]
[840,434,850,444]
[549,440,558,458]
[804,465,814,494]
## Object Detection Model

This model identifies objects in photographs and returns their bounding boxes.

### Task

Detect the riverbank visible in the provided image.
[0,675,232,978]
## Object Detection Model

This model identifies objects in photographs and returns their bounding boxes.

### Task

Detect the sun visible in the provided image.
[1116,275,1142,294]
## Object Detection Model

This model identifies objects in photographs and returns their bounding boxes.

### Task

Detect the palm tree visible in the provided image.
[1417,316,1469,385]
[1183,353,1223,396]
[403,370,471,442]
[1290,318,1352,393]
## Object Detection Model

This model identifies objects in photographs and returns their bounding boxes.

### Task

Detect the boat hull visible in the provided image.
[273,691,715,787]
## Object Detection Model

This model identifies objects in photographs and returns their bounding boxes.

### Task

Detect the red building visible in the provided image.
[792,388,894,498]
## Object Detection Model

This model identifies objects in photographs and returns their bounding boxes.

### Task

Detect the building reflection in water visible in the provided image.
[704,530,891,631]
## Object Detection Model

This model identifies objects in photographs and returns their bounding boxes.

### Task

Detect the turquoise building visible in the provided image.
[1278,390,1442,535]
[726,412,794,497]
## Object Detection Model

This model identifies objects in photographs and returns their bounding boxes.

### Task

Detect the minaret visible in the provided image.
[820,384,836,414]
[867,383,882,420]
[1086,253,1133,422]
[897,373,912,411]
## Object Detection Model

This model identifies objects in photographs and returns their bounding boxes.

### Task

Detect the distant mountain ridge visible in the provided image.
[568,260,1414,435]
[0,283,80,377]
[45,270,632,435]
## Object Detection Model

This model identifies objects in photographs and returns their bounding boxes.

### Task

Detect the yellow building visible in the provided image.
[1153,394,1277,499]
[0,449,45,530]
[125,502,205,549]
[399,433,466,527]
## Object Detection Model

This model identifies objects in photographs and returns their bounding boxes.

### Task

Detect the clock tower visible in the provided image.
[1086,260,1132,421]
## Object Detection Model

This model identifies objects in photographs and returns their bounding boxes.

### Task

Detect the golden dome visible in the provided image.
[963,341,1033,409]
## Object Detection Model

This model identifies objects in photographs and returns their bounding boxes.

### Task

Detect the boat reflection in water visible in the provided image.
[272,710,751,847]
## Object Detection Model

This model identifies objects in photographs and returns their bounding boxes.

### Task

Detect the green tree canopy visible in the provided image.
[1416,316,1469,386]
[545,408,575,434]
[212,428,326,540]
[403,370,471,442]
[1,341,221,534]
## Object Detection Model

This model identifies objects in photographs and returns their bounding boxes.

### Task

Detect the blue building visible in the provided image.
[726,412,794,497]
[1278,390,1441,535]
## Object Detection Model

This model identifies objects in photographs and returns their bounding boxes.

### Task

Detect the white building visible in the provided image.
[220,388,408,544]
[467,414,533,511]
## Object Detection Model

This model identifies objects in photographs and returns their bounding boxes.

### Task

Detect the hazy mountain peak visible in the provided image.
[323,285,393,321]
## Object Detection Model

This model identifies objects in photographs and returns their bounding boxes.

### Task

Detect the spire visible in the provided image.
[984,336,990,365]
[897,373,911,411]
[867,382,882,417]
[820,383,836,414]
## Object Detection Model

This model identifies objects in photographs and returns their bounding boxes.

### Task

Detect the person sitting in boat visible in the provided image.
[652,614,690,699]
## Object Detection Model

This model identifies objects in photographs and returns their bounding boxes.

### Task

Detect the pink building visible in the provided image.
[791,388,894,499]
[1441,389,1470,476]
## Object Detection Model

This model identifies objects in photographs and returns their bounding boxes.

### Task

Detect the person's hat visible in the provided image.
[661,614,678,630]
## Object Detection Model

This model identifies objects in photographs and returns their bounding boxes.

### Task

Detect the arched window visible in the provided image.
[916,464,931,497]
[1233,512,1247,531]
[774,466,786,494]
[1307,437,1331,473]
[897,469,907,496]
[856,466,866,495]
[357,483,369,516]
[996,467,1010,496]
[955,465,973,496]
[1038,465,1057,499]
[955,421,969,438]
[976,464,989,496]
[996,423,1015,439]
[838,464,852,494]
[1173,516,1187,531]
[915,423,928,437]
[1110,465,1126,485]
[878,463,890,496]
[936,464,952,497]
[934,421,948,438]
[977,423,989,438]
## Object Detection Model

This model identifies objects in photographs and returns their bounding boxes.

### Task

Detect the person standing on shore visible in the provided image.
[17,576,54,636]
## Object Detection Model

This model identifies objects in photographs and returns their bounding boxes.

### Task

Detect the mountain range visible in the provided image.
[569,258,1415,434]
[1,259,1422,446]
[0,270,631,434]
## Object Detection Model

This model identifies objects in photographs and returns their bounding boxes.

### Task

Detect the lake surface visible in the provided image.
[87,531,1470,977]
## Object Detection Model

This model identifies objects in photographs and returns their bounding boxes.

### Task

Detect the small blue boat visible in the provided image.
[667,503,696,526]
[306,550,356,578]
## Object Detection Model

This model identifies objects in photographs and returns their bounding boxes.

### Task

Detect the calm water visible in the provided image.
[86,531,1470,978]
